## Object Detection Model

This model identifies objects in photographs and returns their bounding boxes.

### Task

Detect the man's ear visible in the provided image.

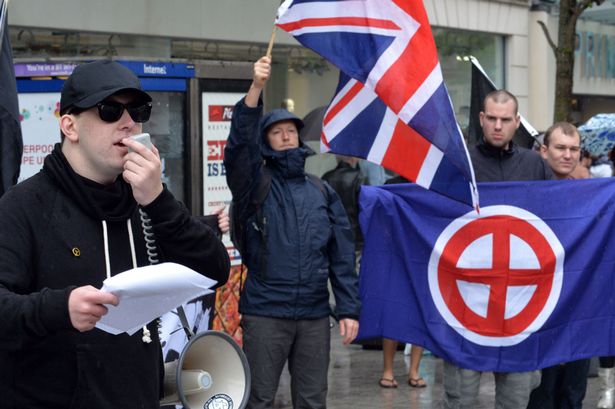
[60,114,79,143]
[540,144,548,159]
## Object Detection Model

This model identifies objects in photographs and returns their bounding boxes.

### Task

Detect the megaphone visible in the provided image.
[161,330,251,409]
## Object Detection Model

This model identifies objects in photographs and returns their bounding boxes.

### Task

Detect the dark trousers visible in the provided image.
[526,359,591,409]
[600,356,615,368]
[241,315,331,409]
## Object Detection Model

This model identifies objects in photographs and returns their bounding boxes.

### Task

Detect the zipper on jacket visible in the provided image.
[284,177,302,320]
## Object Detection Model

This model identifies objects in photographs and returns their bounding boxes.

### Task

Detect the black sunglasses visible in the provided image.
[95,101,152,123]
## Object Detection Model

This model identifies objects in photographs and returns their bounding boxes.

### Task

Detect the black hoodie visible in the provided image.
[470,138,553,182]
[0,144,229,409]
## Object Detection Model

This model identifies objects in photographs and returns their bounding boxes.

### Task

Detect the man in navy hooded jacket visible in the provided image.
[224,55,360,409]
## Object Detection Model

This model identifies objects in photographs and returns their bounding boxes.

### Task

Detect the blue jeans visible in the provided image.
[526,359,590,409]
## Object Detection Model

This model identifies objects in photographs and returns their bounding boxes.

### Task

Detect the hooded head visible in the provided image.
[260,109,304,151]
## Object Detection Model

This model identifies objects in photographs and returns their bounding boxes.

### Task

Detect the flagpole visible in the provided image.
[266,25,277,59]
[266,0,286,58]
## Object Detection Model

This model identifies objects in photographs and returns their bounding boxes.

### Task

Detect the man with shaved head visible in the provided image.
[443,89,553,409]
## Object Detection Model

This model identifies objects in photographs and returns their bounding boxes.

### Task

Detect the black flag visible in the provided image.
[468,57,538,149]
[0,0,22,196]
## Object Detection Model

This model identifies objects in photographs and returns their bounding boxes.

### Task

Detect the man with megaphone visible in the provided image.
[224,55,361,409]
[0,60,230,409]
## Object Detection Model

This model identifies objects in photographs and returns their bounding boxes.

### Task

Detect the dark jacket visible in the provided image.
[322,161,364,250]
[385,175,409,185]
[224,99,360,320]
[0,145,230,409]
[470,139,553,182]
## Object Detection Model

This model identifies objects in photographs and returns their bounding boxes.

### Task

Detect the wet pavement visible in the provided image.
[274,327,602,408]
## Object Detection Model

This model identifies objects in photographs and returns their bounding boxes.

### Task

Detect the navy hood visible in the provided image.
[259,108,311,159]
[260,109,304,136]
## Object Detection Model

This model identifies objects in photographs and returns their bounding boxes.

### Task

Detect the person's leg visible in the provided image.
[526,365,559,409]
[288,317,330,409]
[494,370,541,409]
[599,357,615,409]
[601,357,615,368]
[242,315,294,409]
[558,359,590,409]
[408,345,426,387]
[442,360,481,409]
[380,338,398,388]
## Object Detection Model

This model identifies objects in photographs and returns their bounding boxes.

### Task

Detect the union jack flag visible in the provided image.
[276,0,478,207]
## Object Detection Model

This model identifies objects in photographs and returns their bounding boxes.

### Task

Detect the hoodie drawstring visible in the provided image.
[127,219,138,269]
[101,219,151,343]
[102,221,111,279]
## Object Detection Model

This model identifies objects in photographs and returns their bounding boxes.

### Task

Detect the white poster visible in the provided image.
[17,93,62,182]
[202,92,244,266]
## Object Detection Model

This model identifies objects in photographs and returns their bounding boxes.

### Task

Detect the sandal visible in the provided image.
[408,377,427,388]
[378,378,398,388]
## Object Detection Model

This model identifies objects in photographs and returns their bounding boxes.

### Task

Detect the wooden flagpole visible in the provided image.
[266,24,277,59]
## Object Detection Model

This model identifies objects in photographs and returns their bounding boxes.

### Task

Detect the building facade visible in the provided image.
[8,0,615,207]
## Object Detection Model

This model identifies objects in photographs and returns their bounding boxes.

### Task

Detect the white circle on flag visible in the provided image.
[428,205,564,346]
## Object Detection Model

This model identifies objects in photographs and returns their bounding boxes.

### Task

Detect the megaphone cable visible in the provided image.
[138,208,195,341]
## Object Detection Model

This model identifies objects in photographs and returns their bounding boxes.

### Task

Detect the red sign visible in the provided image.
[207,140,226,161]
[208,105,234,122]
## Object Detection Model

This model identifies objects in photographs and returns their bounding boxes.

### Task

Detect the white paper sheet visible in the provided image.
[96,262,216,335]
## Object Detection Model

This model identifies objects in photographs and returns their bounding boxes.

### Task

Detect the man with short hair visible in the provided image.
[0,60,230,409]
[540,122,583,180]
[443,89,552,409]
[224,55,360,409]
[470,90,552,182]
[527,121,590,409]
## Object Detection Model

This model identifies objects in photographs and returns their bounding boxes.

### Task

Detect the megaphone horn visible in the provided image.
[161,329,251,409]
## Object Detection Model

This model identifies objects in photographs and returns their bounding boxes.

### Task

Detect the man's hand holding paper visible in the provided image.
[96,262,216,335]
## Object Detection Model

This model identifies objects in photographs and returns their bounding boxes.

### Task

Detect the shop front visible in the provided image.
[15,60,193,203]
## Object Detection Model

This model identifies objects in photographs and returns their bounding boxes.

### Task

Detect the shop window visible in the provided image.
[433,28,505,133]
[144,91,185,202]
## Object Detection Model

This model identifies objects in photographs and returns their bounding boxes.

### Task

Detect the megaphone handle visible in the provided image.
[177,305,195,340]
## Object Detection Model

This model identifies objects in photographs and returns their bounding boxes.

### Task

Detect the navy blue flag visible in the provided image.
[0,0,22,196]
[358,179,615,372]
